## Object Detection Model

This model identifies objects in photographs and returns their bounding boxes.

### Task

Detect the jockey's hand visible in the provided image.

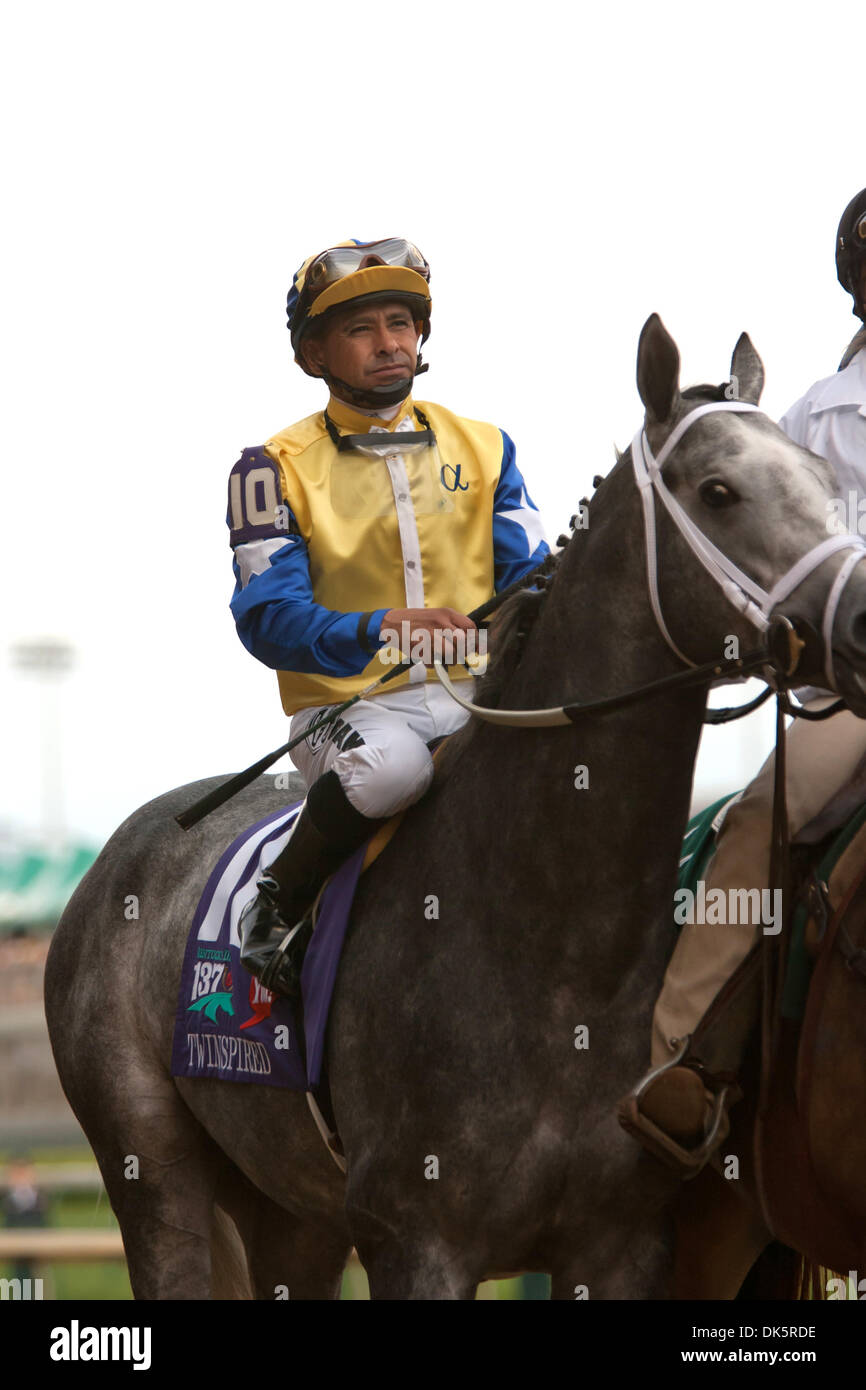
[379,607,478,666]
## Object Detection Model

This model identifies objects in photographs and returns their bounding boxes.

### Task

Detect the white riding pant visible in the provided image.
[289,680,471,819]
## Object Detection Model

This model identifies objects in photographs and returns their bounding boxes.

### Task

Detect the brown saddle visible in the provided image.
[688,822,866,1272]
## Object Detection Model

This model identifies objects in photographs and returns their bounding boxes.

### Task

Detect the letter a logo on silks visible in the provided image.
[440,462,469,492]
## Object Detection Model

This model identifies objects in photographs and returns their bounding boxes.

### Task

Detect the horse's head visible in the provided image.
[634,313,866,714]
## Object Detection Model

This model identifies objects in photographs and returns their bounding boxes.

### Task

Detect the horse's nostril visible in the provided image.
[851,612,866,648]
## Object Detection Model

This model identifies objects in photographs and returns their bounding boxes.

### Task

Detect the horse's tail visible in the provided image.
[210,1205,254,1299]
[738,1241,828,1299]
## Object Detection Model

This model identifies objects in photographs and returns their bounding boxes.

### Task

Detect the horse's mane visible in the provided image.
[471,585,551,709]
[471,509,586,709]
[430,526,578,782]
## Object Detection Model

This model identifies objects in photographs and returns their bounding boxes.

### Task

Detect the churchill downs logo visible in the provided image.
[187,948,234,1022]
[184,947,274,1076]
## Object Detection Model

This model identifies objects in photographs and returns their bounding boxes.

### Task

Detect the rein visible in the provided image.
[433,640,789,727]
[178,399,858,831]
[174,551,560,830]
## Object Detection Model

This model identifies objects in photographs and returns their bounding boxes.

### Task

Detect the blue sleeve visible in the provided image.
[491,430,550,591]
[227,447,389,677]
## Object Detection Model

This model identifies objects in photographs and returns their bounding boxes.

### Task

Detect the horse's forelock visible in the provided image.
[680,382,731,404]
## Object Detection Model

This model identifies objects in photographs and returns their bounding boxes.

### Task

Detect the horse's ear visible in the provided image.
[730,332,765,405]
[637,313,681,424]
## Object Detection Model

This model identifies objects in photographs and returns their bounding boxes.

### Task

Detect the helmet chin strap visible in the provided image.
[323,369,413,411]
[319,354,429,413]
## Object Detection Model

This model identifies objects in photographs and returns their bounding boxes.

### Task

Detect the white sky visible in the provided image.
[1,0,863,847]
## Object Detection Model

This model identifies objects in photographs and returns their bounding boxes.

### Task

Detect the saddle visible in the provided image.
[754,808,866,1267]
[660,798,866,1265]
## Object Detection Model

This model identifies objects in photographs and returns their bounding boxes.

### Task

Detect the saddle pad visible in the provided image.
[170,801,369,1091]
[676,794,740,896]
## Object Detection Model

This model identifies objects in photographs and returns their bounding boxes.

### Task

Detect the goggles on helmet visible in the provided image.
[305,239,429,299]
[289,239,431,354]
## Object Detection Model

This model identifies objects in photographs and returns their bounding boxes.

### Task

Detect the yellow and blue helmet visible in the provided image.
[287,237,432,369]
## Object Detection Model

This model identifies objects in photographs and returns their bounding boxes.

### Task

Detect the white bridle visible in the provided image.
[432,400,866,724]
[631,400,866,689]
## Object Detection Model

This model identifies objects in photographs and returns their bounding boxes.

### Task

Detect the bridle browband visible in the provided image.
[433,400,866,725]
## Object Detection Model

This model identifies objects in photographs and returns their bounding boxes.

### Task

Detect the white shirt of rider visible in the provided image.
[780,346,866,702]
[779,348,866,501]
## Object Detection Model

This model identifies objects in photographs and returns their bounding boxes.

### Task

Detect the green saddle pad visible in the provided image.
[676,794,866,1021]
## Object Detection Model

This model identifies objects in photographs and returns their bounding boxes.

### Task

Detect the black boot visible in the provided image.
[238,771,384,1001]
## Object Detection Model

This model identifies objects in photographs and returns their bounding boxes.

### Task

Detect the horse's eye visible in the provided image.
[700,479,739,509]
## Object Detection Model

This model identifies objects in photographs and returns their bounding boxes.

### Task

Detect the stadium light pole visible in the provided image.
[10,638,76,845]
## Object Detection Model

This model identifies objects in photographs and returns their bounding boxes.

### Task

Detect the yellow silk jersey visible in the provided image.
[228,394,549,715]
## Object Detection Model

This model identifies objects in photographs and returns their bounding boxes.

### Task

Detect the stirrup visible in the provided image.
[617,1035,738,1179]
[257,913,313,994]
[256,876,329,997]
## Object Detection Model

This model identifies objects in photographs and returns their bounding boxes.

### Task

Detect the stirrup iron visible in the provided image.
[618,1035,737,1179]
[257,913,312,993]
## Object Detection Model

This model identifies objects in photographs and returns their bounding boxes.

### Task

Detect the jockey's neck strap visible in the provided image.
[631,401,866,679]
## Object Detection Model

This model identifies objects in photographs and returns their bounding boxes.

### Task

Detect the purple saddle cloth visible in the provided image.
[170,801,368,1091]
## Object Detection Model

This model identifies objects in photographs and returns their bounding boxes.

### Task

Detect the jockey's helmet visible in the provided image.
[287,239,432,393]
[836,188,866,321]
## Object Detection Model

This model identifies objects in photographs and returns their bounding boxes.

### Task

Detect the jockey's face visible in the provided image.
[303,299,422,396]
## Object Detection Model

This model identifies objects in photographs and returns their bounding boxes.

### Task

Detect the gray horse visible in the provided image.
[45,315,866,1299]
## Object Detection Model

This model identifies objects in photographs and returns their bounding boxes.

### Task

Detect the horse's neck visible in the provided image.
[511,466,689,705]
[473,468,708,975]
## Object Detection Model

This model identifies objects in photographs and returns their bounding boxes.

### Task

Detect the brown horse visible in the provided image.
[673,840,866,1299]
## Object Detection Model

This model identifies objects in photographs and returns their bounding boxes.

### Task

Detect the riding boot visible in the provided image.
[238,770,386,1002]
[617,953,760,1177]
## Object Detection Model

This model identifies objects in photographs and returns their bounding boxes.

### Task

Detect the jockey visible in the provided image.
[620,187,866,1172]
[228,238,549,1000]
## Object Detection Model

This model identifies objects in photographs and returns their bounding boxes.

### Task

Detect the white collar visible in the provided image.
[336,399,403,422]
